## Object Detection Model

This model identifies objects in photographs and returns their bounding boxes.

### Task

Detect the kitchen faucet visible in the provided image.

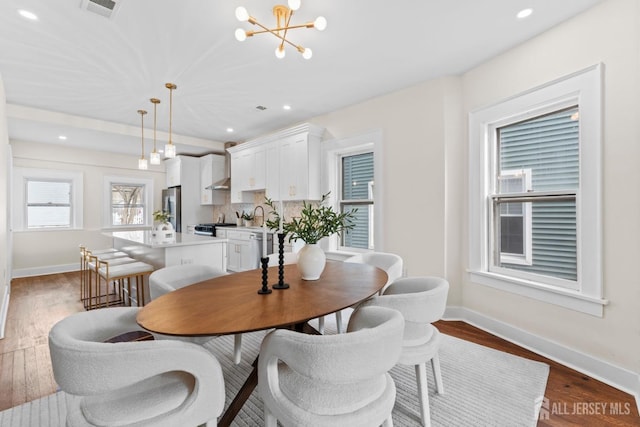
[254,205,265,226]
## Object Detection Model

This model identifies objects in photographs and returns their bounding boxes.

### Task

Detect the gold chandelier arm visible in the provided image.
[248,20,305,52]
[278,8,294,54]
[248,23,314,35]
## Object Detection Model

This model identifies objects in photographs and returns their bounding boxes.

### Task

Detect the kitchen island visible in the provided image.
[105,230,228,271]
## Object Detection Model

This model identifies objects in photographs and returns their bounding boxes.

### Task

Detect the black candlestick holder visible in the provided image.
[257,256,272,294]
[272,233,289,289]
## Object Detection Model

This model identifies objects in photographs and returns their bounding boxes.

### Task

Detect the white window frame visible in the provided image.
[12,167,83,231]
[102,175,153,229]
[468,64,606,316]
[322,129,383,254]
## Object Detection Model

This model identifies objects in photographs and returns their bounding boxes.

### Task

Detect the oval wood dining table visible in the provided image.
[136,260,388,426]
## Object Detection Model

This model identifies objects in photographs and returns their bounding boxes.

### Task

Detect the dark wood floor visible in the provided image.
[0,272,638,426]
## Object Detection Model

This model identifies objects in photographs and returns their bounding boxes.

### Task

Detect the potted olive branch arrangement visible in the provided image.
[264,193,357,280]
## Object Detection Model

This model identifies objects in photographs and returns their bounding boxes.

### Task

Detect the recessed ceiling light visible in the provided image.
[18,9,38,21]
[283,105,291,110]
[517,8,533,19]
[226,128,234,133]
[58,135,67,140]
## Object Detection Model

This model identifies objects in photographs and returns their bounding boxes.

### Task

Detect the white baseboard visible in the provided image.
[443,306,640,415]
[12,263,78,279]
[0,283,9,339]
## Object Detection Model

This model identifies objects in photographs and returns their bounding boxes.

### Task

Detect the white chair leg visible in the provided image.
[335,310,343,334]
[318,316,325,334]
[234,334,242,364]
[415,363,431,427]
[264,407,277,427]
[431,353,444,394]
[382,414,394,427]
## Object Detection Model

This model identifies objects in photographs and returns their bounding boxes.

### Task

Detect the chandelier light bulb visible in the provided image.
[138,158,148,170]
[288,0,301,11]
[235,28,247,41]
[302,48,312,59]
[235,6,249,22]
[314,16,327,31]
[275,46,286,59]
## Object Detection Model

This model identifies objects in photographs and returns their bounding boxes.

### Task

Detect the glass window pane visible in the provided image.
[341,203,372,249]
[342,153,374,200]
[497,199,576,281]
[27,180,71,204]
[498,106,579,192]
[27,206,70,228]
[111,184,145,226]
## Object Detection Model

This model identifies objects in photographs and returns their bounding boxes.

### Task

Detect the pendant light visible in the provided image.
[164,83,177,158]
[137,109,148,170]
[149,97,161,165]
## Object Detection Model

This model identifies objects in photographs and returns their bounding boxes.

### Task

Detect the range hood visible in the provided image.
[206,142,236,190]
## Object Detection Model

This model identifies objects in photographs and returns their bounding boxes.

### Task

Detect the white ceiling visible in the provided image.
[0,0,602,157]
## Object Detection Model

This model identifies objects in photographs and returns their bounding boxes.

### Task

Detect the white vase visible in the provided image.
[152,222,175,243]
[297,243,326,280]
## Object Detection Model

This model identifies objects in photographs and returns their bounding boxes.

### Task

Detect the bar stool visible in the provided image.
[95,260,154,308]
[83,249,134,310]
[79,246,126,306]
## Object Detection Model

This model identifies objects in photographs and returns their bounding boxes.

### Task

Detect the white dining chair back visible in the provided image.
[148,264,244,364]
[361,276,449,427]
[149,264,227,300]
[335,251,404,333]
[258,305,404,427]
[49,307,225,427]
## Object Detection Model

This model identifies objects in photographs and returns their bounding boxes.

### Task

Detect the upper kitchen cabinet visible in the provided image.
[199,154,226,205]
[165,155,199,188]
[229,144,266,203]
[278,127,323,201]
[231,123,325,203]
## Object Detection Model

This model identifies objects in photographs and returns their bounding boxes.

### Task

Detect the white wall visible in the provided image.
[461,0,639,373]
[313,76,463,303]
[0,75,10,336]
[10,140,167,276]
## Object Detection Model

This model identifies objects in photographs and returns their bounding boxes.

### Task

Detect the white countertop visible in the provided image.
[105,230,227,248]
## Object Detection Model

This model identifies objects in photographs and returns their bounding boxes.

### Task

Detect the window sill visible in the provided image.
[468,270,608,317]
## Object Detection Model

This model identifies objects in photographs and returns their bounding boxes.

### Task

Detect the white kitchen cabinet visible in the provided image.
[229,145,266,203]
[225,229,254,272]
[199,154,225,205]
[165,157,181,188]
[278,131,322,201]
[230,123,324,203]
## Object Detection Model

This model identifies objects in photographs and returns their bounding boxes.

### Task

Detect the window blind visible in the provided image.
[497,107,579,282]
[341,152,374,249]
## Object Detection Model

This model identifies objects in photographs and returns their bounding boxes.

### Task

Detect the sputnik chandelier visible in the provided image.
[234,0,327,59]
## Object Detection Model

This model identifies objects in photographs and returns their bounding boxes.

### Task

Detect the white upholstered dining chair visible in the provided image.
[335,251,404,333]
[148,264,245,364]
[48,307,225,427]
[258,305,405,427]
[360,276,449,427]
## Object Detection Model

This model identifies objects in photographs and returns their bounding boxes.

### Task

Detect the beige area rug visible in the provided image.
[0,317,549,427]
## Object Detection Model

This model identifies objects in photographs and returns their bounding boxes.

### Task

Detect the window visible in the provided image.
[111,184,145,226]
[322,130,383,253]
[103,176,153,228]
[340,152,374,249]
[12,168,83,231]
[26,179,72,228]
[469,65,605,316]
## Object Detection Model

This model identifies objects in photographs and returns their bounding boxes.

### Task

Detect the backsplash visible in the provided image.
[211,190,305,228]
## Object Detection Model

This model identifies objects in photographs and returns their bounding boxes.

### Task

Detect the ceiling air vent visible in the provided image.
[80,0,121,19]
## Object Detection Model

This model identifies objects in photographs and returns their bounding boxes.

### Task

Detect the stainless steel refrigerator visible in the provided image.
[162,186,181,232]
